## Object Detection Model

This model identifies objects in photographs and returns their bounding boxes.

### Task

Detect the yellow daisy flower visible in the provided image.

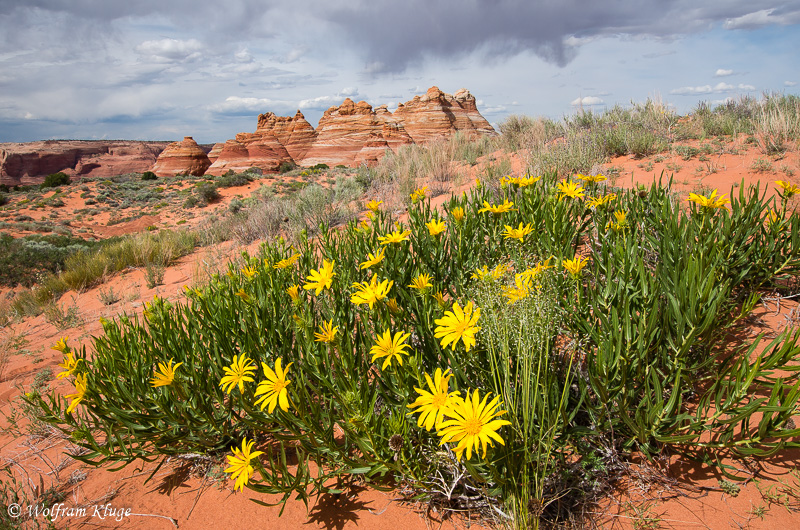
[563,256,589,278]
[478,199,516,214]
[219,354,256,394]
[437,389,511,461]
[409,273,433,291]
[502,222,533,241]
[366,199,383,212]
[434,301,481,352]
[378,228,412,245]
[351,276,393,309]
[254,358,292,413]
[286,284,300,302]
[241,266,258,279]
[65,373,88,414]
[303,259,336,295]
[426,219,447,236]
[314,320,338,343]
[57,352,80,380]
[775,180,800,199]
[359,248,386,270]
[451,207,465,223]
[407,368,460,431]
[687,189,730,209]
[52,337,69,353]
[225,439,264,492]
[370,329,412,369]
[273,253,301,269]
[150,358,182,388]
[556,180,585,200]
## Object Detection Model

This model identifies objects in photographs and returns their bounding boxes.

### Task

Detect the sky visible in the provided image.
[0,1,798,144]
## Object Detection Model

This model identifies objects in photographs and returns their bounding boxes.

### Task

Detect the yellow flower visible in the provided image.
[386,297,402,315]
[491,263,508,279]
[235,289,250,302]
[502,273,533,304]
[241,266,258,279]
[576,173,606,183]
[410,186,428,203]
[409,273,433,291]
[478,199,516,214]
[57,352,80,380]
[434,301,481,352]
[437,389,511,461]
[219,354,257,394]
[775,180,800,199]
[563,256,589,278]
[225,438,264,492]
[471,266,492,280]
[351,276,393,309]
[366,199,383,212]
[378,228,412,245]
[357,219,371,233]
[65,373,88,414]
[286,284,300,302]
[586,193,617,208]
[518,257,553,286]
[359,248,386,270]
[426,219,447,236]
[556,180,585,200]
[432,290,446,307]
[502,222,533,241]
[52,337,69,353]
[687,189,730,209]
[407,368,461,431]
[517,174,541,187]
[766,208,783,228]
[254,358,292,413]
[273,253,301,269]
[451,207,465,222]
[150,358,182,388]
[370,329,412,369]
[303,259,336,295]
[314,320,338,343]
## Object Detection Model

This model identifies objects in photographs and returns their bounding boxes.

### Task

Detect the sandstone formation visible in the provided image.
[201,86,495,174]
[151,136,211,177]
[0,141,171,186]
[300,100,414,167]
[393,86,496,143]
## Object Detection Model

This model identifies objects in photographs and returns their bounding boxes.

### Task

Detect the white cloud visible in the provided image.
[298,95,342,110]
[134,38,204,63]
[571,96,604,106]
[714,69,734,77]
[339,87,359,97]
[723,8,800,30]
[786,81,798,87]
[670,82,755,95]
[209,96,277,114]
[710,97,734,106]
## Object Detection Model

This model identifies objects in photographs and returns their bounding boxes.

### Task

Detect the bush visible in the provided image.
[41,172,70,189]
[193,182,221,206]
[141,171,158,181]
[278,161,297,174]
[310,163,329,170]
[29,179,800,528]
[0,192,7,206]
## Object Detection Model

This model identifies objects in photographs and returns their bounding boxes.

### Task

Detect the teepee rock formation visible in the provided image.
[151,137,211,177]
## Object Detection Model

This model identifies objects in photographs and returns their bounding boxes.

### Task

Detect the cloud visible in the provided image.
[571,96,604,106]
[714,68,734,77]
[786,81,798,87]
[670,82,756,95]
[209,96,282,116]
[134,38,204,63]
[723,7,800,30]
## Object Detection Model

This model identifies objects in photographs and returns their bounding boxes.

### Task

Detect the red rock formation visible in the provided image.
[301,99,414,167]
[151,137,211,177]
[256,110,317,162]
[0,141,171,186]
[206,142,225,164]
[393,86,495,144]
[205,134,292,176]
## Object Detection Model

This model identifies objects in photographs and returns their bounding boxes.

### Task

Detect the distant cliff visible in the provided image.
[0,140,172,186]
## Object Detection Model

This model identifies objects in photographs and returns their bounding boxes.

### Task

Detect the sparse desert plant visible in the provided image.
[41,172,71,189]
[42,301,81,329]
[141,171,158,181]
[751,157,774,173]
[97,286,121,306]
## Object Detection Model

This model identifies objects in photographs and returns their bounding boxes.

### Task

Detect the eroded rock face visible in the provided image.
[151,137,211,177]
[205,135,292,176]
[393,86,496,144]
[300,99,415,167]
[0,141,171,186]
[256,110,317,162]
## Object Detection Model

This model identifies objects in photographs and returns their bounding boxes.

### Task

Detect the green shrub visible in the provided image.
[0,192,7,206]
[141,171,158,181]
[41,172,71,188]
[310,163,329,170]
[278,161,297,174]
[29,179,800,529]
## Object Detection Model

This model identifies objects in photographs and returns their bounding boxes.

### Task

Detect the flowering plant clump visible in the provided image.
[27,171,800,529]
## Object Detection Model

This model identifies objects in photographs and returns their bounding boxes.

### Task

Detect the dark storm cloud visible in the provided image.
[324,0,800,72]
